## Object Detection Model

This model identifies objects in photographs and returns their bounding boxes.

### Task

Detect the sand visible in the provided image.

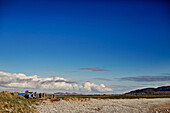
[36,98,170,113]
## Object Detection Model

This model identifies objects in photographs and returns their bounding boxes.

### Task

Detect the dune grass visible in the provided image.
[0,91,36,113]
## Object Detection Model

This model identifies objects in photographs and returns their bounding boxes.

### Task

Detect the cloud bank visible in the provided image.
[120,76,170,82]
[81,78,113,82]
[163,83,170,86]
[0,71,112,93]
[80,67,108,71]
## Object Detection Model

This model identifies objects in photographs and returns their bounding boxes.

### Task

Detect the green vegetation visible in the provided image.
[51,94,170,100]
[0,91,36,113]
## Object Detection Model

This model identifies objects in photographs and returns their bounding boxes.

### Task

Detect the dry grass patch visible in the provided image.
[0,91,37,113]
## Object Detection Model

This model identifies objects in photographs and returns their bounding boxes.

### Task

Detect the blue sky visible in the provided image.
[0,0,170,93]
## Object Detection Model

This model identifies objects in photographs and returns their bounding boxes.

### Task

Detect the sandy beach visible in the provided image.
[36,98,170,113]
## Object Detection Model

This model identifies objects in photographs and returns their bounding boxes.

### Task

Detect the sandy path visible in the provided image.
[36,98,170,113]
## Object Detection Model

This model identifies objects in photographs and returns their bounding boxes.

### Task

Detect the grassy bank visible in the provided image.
[0,91,36,113]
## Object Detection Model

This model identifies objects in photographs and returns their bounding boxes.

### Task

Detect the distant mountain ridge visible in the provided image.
[54,92,81,95]
[126,86,170,95]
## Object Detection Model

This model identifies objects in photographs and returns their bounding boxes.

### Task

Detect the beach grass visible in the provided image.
[0,91,36,113]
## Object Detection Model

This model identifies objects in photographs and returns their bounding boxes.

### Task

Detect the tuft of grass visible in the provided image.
[0,91,37,113]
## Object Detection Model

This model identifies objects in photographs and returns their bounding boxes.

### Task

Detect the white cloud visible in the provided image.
[0,71,112,93]
[163,83,170,86]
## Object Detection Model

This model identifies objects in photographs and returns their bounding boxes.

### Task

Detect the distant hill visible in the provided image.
[54,92,81,95]
[126,86,170,95]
